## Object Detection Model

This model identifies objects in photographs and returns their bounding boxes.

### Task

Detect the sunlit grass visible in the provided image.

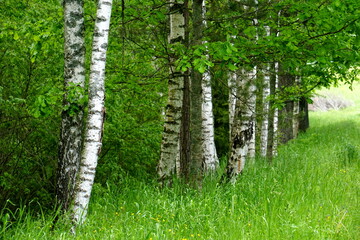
[2,85,360,239]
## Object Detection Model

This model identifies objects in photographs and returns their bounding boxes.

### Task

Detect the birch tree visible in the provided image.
[71,0,113,225]
[158,0,185,184]
[260,64,270,157]
[57,0,85,211]
[202,69,218,171]
[266,61,279,160]
[201,1,218,172]
[225,1,257,180]
[246,0,258,159]
[225,70,255,182]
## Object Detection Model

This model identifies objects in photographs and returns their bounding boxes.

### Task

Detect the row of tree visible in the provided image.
[1,0,359,229]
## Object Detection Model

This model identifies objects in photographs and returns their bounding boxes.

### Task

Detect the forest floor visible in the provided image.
[2,83,359,239]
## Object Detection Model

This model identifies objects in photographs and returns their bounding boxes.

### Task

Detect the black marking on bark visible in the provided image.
[103,1,112,6]
[169,3,184,14]
[96,16,107,22]
[100,43,108,49]
[170,36,184,44]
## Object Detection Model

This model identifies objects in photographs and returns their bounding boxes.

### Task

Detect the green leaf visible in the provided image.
[227,63,238,71]
[13,33,19,40]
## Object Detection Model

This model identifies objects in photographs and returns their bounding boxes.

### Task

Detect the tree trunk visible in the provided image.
[202,68,218,171]
[57,0,85,211]
[247,0,258,159]
[225,70,255,182]
[71,0,113,225]
[292,76,301,138]
[299,96,309,132]
[158,0,186,184]
[266,61,278,160]
[260,64,270,157]
[247,68,257,159]
[193,0,218,173]
[189,0,204,184]
[278,69,294,144]
[228,71,237,144]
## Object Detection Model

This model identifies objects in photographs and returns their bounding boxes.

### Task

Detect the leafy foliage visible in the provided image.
[0,0,359,216]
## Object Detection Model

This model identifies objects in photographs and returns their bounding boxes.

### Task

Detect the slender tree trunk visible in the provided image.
[292,76,301,138]
[158,0,186,184]
[179,0,190,179]
[228,71,237,144]
[266,61,278,160]
[225,70,255,182]
[299,96,309,132]
[201,0,218,172]
[189,0,204,184]
[278,68,294,144]
[71,0,113,225]
[260,64,270,157]
[57,0,85,211]
[247,68,257,158]
[247,0,259,159]
[259,24,271,157]
[180,0,190,179]
[202,69,218,171]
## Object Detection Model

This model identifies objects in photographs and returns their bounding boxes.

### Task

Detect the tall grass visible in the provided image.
[2,84,359,239]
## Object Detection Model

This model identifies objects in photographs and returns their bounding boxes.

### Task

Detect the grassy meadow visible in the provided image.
[1,83,359,239]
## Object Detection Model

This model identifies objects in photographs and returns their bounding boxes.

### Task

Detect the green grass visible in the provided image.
[2,84,360,240]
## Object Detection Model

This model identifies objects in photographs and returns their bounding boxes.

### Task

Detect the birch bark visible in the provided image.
[57,0,85,211]
[199,0,218,172]
[225,70,255,182]
[158,0,185,184]
[246,0,258,159]
[247,68,257,158]
[260,64,270,157]
[71,0,113,225]
[228,71,237,143]
[266,61,279,159]
[202,69,218,171]
[260,26,271,157]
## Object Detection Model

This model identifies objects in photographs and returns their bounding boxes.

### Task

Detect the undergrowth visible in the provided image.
[1,91,359,239]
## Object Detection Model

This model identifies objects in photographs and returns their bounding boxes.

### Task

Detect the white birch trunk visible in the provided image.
[57,0,85,211]
[201,0,218,171]
[202,70,218,171]
[260,26,271,157]
[158,0,185,183]
[71,0,113,225]
[273,62,279,157]
[260,64,270,157]
[226,70,255,182]
[228,71,237,143]
[242,1,257,158]
[247,67,257,158]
